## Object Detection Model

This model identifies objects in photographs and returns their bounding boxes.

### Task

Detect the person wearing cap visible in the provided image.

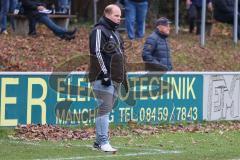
[142,17,173,71]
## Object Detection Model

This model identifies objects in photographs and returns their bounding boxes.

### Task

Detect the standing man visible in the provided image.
[0,0,18,34]
[124,0,148,40]
[142,17,173,71]
[89,4,128,152]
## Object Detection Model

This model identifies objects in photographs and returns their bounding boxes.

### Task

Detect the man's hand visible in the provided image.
[123,77,129,93]
[101,74,111,87]
[37,6,46,11]
[186,0,192,9]
[208,2,213,12]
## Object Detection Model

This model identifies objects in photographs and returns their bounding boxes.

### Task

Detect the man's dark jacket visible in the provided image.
[190,0,212,7]
[21,0,46,18]
[213,0,239,24]
[142,29,172,71]
[89,16,127,84]
[129,0,148,2]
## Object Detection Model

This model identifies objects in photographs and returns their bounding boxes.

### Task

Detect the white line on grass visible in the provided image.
[33,144,181,160]
[4,139,181,160]
[34,151,178,160]
[4,140,181,154]
[80,144,181,154]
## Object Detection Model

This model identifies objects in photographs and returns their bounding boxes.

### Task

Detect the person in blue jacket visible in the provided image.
[142,17,173,71]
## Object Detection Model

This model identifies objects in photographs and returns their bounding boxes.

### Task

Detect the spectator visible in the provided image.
[186,0,213,34]
[89,4,128,152]
[124,0,148,40]
[142,17,173,71]
[213,0,240,38]
[0,0,18,34]
[57,0,70,14]
[21,0,76,40]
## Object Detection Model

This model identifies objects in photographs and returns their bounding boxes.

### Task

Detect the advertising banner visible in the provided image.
[0,72,203,126]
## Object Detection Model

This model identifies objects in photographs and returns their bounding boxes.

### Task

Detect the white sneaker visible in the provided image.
[1,30,8,35]
[100,143,117,152]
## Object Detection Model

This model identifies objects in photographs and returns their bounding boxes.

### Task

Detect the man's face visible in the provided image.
[106,7,121,24]
[158,24,171,35]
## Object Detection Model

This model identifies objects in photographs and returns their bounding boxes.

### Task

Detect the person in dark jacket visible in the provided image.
[21,0,76,40]
[89,4,128,152]
[123,0,148,39]
[213,0,240,38]
[186,0,213,34]
[142,17,173,71]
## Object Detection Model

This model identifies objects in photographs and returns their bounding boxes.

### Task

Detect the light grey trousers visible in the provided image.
[92,80,120,145]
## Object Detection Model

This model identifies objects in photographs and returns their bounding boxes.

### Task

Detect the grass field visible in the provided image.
[1,127,240,160]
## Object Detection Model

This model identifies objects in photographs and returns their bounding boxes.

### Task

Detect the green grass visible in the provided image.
[0,128,240,160]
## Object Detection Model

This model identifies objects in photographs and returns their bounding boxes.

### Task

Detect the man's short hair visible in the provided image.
[104,4,119,16]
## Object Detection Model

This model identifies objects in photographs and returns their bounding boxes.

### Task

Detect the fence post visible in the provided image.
[93,0,98,24]
[200,0,206,47]
[175,0,179,34]
[234,0,239,44]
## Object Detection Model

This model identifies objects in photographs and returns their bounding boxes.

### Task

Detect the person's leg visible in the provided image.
[196,6,202,35]
[238,15,240,39]
[28,16,37,35]
[0,0,10,33]
[9,0,18,31]
[188,4,196,33]
[37,15,68,37]
[238,24,240,39]
[124,0,136,39]
[95,114,109,146]
[135,1,148,39]
[92,80,119,148]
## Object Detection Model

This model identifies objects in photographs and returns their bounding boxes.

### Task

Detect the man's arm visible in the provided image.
[90,28,108,75]
[21,0,45,11]
[215,0,234,14]
[142,37,157,63]
[90,28,111,86]
[186,0,192,6]
[186,0,192,9]
[207,0,213,12]
[142,36,169,71]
